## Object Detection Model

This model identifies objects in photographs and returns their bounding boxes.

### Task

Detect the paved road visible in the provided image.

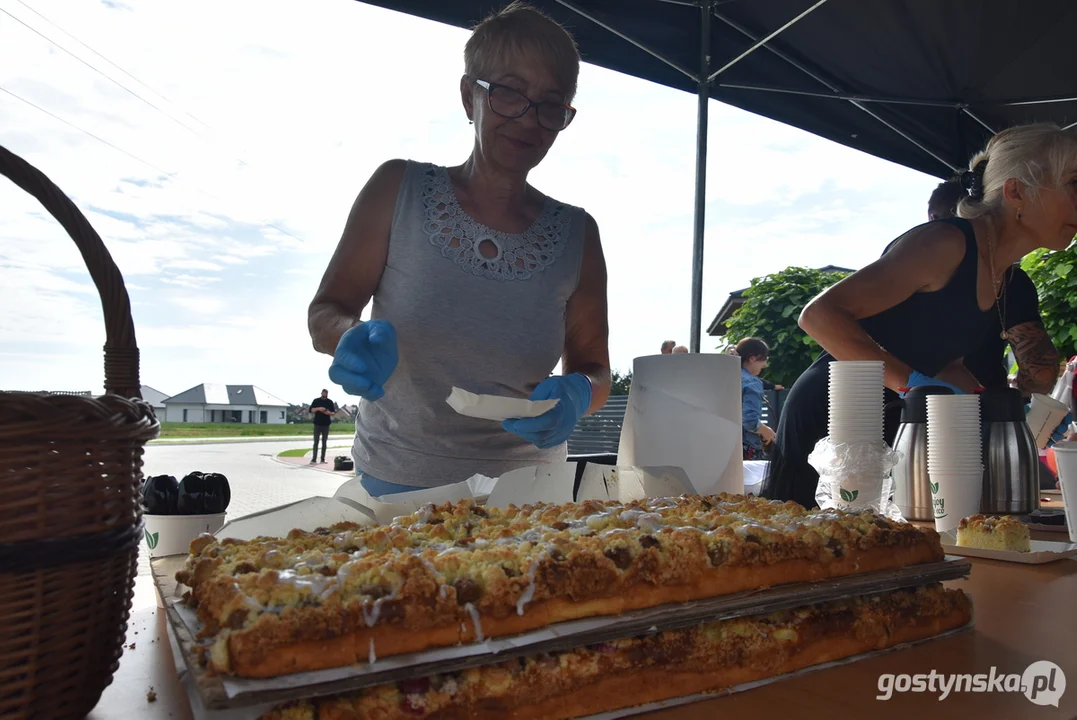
[137,439,352,575]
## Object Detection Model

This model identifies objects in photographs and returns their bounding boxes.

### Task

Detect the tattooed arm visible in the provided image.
[1007,321,1059,395]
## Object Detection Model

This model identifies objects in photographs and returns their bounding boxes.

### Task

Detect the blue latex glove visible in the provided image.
[1026,405,1072,447]
[901,370,965,398]
[502,374,592,449]
[328,320,399,401]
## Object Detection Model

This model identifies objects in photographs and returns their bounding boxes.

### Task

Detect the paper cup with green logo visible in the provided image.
[142,512,226,558]
[825,474,885,512]
[927,469,982,533]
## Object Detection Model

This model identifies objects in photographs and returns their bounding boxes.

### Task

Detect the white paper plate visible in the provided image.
[939,533,1077,564]
[446,387,559,421]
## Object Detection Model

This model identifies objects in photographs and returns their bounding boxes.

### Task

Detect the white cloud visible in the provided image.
[160,274,221,288]
[165,295,224,314]
[165,259,224,272]
[0,0,940,401]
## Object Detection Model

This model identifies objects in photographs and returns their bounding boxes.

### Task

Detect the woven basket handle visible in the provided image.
[0,145,142,399]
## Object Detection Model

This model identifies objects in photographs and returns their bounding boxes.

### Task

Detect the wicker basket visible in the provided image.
[0,146,160,719]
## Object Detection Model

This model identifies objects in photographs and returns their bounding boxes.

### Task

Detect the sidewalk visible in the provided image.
[149,434,352,446]
[274,447,355,476]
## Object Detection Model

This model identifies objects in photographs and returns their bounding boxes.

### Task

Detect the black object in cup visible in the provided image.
[177,471,231,514]
[140,474,179,515]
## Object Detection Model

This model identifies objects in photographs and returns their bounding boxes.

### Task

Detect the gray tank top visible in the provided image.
[351,161,587,488]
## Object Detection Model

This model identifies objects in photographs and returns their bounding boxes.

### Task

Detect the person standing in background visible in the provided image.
[672,345,688,354]
[660,340,676,354]
[738,337,776,460]
[309,389,337,465]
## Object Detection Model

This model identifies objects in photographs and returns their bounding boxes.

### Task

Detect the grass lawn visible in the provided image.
[277,446,349,458]
[157,422,354,439]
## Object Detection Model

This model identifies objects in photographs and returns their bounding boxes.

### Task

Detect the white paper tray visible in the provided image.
[939,534,1077,564]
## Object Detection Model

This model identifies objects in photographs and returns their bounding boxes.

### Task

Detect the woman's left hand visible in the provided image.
[902,370,966,397]
[503,374,592,449]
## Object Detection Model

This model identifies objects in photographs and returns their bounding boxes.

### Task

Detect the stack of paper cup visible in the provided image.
[926,394,983,533]
[828,361,885,444]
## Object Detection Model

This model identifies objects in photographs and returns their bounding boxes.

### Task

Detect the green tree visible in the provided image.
[721,266,850,387]
[1021,245,1077,359]
[610,370,632,396]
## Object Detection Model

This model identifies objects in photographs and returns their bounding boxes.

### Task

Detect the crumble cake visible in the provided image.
[955,514,1031,552]
[176,494,944,677]
[259,583,971,719]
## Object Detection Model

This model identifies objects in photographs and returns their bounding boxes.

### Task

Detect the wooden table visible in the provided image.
[89,528,1076,720]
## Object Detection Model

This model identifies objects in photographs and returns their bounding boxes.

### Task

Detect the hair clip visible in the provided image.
[960,160,987,201]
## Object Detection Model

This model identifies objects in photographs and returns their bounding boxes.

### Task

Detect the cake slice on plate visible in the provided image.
[956,514,1031,553]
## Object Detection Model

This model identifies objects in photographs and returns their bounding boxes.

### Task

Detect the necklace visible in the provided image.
[984,227,1009,340]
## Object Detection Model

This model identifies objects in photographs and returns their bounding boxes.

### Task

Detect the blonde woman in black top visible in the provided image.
[765,124,1077,509]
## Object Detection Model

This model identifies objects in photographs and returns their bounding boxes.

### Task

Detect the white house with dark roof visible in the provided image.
[140,385,169,416]
[162,384,290,424]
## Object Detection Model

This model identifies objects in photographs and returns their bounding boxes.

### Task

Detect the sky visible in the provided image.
[0,0,943,405]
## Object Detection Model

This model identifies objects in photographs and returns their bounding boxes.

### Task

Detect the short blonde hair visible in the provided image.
[464,1,580,103]
[958,123,1077,219]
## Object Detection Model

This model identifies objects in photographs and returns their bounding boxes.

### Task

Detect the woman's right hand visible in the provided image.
[329,320,399,401]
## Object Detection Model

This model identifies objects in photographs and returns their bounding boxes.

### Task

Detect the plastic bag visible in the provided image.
[808,437,904,521]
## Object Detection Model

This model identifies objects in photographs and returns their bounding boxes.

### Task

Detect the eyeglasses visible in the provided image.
[474,79,576,132]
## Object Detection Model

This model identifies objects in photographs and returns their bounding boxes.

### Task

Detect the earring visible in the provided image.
[469,120,473,125]
[1017,210,1022,222]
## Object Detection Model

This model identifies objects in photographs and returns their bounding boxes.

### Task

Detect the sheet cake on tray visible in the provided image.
[175,493,946,679]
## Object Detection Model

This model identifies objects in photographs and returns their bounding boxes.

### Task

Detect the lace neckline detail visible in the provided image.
[419,165,571,281]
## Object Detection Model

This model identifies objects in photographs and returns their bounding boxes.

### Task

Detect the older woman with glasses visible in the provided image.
[308,2,610,495]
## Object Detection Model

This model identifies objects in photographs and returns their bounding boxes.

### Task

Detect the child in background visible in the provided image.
[738,337,776,460]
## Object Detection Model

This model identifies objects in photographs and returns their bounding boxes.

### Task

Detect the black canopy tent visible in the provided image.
[357,0,1077,351]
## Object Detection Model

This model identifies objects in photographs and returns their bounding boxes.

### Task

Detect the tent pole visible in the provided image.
[553,0,696,81]
[961,108,996,135]
[707,0,829,82]
[716,82,961,108]
[690,0,711,354]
